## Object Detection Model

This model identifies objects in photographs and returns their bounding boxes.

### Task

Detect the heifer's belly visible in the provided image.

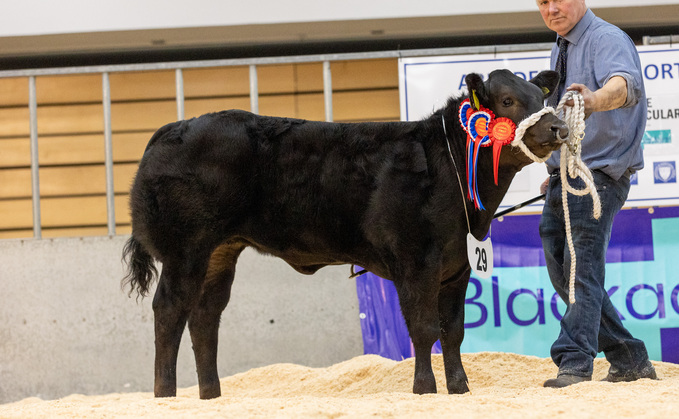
[247,239,392,279]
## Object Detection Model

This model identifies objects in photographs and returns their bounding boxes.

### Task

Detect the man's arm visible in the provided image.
[564,76,628,118]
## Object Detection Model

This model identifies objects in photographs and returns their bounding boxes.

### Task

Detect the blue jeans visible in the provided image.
[539,170,650,377]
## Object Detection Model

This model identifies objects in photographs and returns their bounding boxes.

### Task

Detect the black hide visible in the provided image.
[123,69,566,399]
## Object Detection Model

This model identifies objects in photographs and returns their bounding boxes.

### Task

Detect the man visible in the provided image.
[536,0,657,388]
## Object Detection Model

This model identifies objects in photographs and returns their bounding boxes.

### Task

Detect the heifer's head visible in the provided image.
[465,69,568,162]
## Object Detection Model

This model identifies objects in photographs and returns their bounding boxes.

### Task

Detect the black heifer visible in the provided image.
[123,69,567,399]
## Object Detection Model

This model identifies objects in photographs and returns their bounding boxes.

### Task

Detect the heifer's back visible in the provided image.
[128,109,431,286]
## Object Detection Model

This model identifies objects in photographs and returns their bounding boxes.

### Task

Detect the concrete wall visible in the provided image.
[0,236,363,404]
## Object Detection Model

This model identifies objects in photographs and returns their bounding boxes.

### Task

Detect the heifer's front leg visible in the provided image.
[438,272,471,394]
[152,265,202,397]
[187,249,240,399]
[395,276,441,394]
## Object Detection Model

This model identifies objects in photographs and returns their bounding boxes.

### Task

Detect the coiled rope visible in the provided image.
[513,91,601,305]
[555,91,601,304]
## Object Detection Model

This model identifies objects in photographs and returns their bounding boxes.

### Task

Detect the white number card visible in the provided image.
[467,233,493,279]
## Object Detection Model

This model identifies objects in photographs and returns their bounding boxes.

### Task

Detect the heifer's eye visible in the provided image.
[502,98,513,107]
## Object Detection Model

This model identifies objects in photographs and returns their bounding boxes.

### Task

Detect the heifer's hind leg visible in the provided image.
[394,274,442,394]
[187,244,243,399]
[152,262,206,397]
[438,272,471,394]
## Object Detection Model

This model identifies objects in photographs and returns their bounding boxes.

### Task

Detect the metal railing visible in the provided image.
[12,38,673,239]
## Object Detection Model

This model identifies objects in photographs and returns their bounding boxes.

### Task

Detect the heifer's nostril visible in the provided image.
[552,124,569,141]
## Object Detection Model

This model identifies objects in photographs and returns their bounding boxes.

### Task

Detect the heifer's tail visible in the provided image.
[122,235,158,298]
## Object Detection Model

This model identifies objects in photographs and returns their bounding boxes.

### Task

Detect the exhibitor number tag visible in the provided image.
[467,233,493,279]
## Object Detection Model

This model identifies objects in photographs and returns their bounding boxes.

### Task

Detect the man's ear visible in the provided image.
[465,73,487,110]
[530,70,560,100]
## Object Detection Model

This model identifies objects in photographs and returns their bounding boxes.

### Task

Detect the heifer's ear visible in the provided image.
[530,70,560,100]
[465,73,487,110]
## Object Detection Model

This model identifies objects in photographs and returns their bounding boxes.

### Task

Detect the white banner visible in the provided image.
[399,45,679,211]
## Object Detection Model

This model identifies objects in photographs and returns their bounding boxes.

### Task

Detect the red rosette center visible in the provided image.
[489,117,516,145]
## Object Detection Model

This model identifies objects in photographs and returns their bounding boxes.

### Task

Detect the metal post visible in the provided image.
[28,76,42,239]
[102,72,116,235]
[323,61,333,122]
[249,64,259,114]
[175,68,185,120]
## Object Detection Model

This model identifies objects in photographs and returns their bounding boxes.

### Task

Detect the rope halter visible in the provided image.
[518,90,602,305]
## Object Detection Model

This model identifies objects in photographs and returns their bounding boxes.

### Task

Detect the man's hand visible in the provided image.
[563,76,628,118]
[540,177,550,195]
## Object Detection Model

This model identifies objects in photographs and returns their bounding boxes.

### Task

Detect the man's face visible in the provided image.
[537,0,588,36]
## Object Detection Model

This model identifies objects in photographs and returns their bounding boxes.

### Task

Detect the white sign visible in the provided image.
[399,45,679,211]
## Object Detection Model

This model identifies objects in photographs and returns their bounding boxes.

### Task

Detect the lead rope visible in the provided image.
[554,91,601,304]
[513,91,600,305]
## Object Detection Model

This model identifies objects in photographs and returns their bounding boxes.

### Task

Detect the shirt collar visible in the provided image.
[559,8,595,47]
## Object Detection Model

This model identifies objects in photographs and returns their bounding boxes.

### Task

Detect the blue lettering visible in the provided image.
[507,288,545,326]
[550,292,564,321]
[672,283,679,314]
[464,277,678,329]
[662,63,673,79]
[459,73,488,90]
[626,284,665,320]
[529,70,539,80]
[514,71,527,80]
[492,276,501,327]
[465,277,487,328]
[645,64,659,80]
[607,285,625,320]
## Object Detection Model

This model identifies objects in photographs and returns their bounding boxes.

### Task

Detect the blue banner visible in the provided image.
[356,206,679,363]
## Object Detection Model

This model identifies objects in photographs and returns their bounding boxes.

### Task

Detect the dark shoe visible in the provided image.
[602,361,658,383]
[544,374,592,388]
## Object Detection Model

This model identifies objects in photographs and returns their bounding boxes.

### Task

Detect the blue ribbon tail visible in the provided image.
[473,139,485,210]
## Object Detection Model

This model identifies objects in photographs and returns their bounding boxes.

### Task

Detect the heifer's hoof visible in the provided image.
[413,377,437,395]
[447,380,470,394]
[199,386,222,400]
[154,386,177,398]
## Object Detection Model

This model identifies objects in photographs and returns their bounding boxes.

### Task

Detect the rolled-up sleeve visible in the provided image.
[606,72,642,108]
[594,30,644,109]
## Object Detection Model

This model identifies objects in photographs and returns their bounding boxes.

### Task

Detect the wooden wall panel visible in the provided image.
[0,58,400,238]
[37,104,104,135]
[0,199,33,230]
[332,59,398,90]
[0,138,30,168]
[183,67,250,97]
[109,71,176,101]
[36,74,102,104]
[334,89,399,122]
[0,107,30,138]
[0,164,137,199]
[184,97,252,119]
[0,77,29,107]
[0,134,150,168]
[111,101,176,132]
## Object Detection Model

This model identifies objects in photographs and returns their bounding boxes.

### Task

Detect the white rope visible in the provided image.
[512,91,601,305]
[511,106,558,163]
[555,91,601,305]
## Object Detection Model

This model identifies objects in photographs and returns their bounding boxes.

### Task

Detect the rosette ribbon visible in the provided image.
[457,98,517,210]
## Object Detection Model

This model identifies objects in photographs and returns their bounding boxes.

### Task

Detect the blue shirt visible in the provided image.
[546,9,646,180]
